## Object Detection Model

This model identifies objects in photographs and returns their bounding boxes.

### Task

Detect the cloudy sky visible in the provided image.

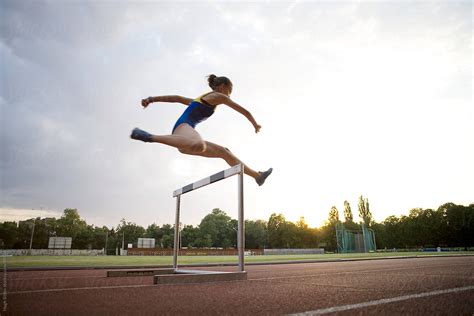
[1,0,472,229]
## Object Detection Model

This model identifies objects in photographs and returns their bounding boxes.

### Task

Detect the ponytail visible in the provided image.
[207,74,232,90]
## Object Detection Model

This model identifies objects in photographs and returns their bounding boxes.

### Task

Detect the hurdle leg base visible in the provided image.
[107,268,174,277]
[154,270,247,284]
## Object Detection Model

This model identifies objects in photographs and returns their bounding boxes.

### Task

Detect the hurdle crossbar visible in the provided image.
[173,164,242,197]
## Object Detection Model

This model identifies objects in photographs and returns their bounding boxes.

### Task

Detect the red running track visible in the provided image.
[3,256,474,315]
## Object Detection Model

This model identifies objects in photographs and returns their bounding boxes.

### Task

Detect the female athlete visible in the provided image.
[131,74,272,186]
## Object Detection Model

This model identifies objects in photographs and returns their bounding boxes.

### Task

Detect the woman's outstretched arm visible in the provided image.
[141,95,192,108]
[215,94,261,133]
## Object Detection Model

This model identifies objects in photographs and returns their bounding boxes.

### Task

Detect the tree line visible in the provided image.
[1,199,472,253]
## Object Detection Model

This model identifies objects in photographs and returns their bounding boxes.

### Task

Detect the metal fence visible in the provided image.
[1,249,105,256]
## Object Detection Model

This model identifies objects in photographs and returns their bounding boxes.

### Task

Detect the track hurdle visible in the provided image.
[153,164,247,284]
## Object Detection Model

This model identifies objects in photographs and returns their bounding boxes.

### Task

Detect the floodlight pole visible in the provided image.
[122,233,125,252]
[29,218,36,250]
[105,231,108,256]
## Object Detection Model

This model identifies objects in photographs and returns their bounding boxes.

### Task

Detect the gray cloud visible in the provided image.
[1,0,472,228]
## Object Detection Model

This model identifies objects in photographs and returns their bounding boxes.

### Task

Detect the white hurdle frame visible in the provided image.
[172,164,245,272]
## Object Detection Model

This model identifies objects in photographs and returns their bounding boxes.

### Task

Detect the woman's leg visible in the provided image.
[131,124,206,152]
[187,141,273,185]
[132,125,272,185]
[180,140,260,179]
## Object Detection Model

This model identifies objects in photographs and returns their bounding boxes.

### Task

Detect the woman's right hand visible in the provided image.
[141,97,152,108]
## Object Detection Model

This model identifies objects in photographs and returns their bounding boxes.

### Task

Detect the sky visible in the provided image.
[1,0,472,229]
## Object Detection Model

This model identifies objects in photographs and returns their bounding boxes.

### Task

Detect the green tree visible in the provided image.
[379,215,399,249]
[407,208,446,247]
[40,217,58,247]
[320,207,341,252]
[56,209,88,247]
[343,200,359,231]
[440,203,474,247]
[144,223,163,240]
[181,225,200,248]
[343,201,353,223]
[358,195,373,226]
[13,217,58,249]
[91,226,109,251]
[399,215,413,248]
[28,218,48,249]
[370,222,387,249]
[245,220,267,249]
[159,224,174,248]
[319,223,337,252]
[229,219,238,248]
[329,206,339,224]
[16,219,35,249]
[267,213,286,248]
[295,217,318,248]
[198,209,235,248]
[102,227,119,254]
[116,219,145,249]
[0,222,18,249]
[281,221,298,248]
[194,233,212,248]
[74,224,95,249]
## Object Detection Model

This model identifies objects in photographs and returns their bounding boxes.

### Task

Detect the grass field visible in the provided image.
[3,252,473,268]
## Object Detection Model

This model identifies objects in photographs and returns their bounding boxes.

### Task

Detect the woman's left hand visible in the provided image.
[255,124,261,133]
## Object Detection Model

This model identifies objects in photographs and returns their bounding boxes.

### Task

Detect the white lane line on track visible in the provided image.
[9,284,156,294]
[8,276,105,281]
[247,266,439,282]
[248,262,473,282]
[289,285,474,315]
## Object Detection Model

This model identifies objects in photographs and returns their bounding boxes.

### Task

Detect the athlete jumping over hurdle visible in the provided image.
[131,74,273,186]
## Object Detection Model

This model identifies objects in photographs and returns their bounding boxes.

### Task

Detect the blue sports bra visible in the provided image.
[172,92,217,132]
